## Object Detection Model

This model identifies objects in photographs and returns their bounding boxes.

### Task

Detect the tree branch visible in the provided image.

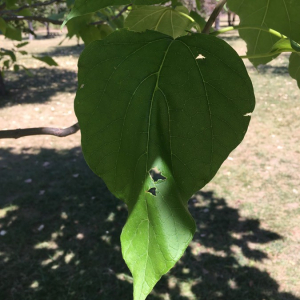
[0,0,63,15]
[202,0,227,34]
[3,15,63,25]
[0,123,80,139]
[0,2,6,11]
[90,4,131,25]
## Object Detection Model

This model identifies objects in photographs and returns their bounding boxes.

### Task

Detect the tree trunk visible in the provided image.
[214,15,220,30]
[0,72,6,97]
[46,23,50,37]
[27,21,34,40]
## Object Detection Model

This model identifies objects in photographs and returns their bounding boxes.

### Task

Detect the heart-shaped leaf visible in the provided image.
[75,30,255,300]
[228,0,300,66]
[125,6,193,38]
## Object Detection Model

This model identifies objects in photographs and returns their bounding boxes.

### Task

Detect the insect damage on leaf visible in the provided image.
[196,54,206,59]
[147,187,157,196]
[149,167,166,182]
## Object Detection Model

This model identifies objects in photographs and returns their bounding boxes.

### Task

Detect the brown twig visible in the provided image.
[0,0,62,15]
[0,123,80,139]
[202,0,227,34]
[3,15,63,25]
[0,2,6,11]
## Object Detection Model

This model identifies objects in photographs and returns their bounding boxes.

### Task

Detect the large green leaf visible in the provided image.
[75,30,255,300]
[289,53,300,88]
[63,0,168,26]
[228,0,300,66]
[125,6,193,38]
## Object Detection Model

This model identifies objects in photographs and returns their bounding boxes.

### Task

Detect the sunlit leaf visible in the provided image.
[228,0,300,66]
[75,30,255,300]
[125,6,193,38]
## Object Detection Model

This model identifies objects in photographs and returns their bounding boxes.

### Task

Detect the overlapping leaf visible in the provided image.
[228,0,300,66]
[63,0,168,25]
[289,53,300,88]
[67,14,113,45]
[125,6,193,38]
[75,30,255,300]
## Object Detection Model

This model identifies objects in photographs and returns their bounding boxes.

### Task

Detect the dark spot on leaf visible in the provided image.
[147,188,156,196]
[149,168,166,182]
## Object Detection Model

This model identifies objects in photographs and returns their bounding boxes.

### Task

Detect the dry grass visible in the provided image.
[0,30,299,300]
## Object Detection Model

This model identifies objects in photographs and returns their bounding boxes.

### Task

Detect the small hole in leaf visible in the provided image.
[147,188,157,196]
[149,168,166,182]
[244,112,252,117]
[196,54,206,59]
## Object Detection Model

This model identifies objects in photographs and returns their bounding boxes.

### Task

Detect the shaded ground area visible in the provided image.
[0,32,300,299]
[0,147,297,300]
[2,68,77,108]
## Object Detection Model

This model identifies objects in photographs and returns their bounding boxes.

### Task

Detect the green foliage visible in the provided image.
[289,53,300,88]
[32,55,59,66]
[0,17,6,34]
[4,24,22,41]
[227,0,300,66]
[66,13,114,45]
[63,0,168,25]
[190,10,206,32]
[2,0,300,298]
[124,6,193,38]
[75,29,255,300]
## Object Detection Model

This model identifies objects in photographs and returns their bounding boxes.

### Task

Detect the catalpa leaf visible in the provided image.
[63,0,168,26]
[228,0,300,66]
[289,53,300,88]
[75,30,255,300]
[125,6,193,38]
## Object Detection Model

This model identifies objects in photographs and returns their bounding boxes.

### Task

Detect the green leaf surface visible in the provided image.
[291,40,300,52]
[0,17,7,34]
[289,53,300,88]
[0,49,16,62]
[125,6,193,38]
[228,0,300,66]
[32,56,58,66]
[67,14,113,45]
[5,24,22,41]
[13,64,20,72]
[269,38,300,56]
[5,0,18,9]
[15,41,29,48]
[63,0,168,26]
[190,10,206,32]
[75,30,255,300]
